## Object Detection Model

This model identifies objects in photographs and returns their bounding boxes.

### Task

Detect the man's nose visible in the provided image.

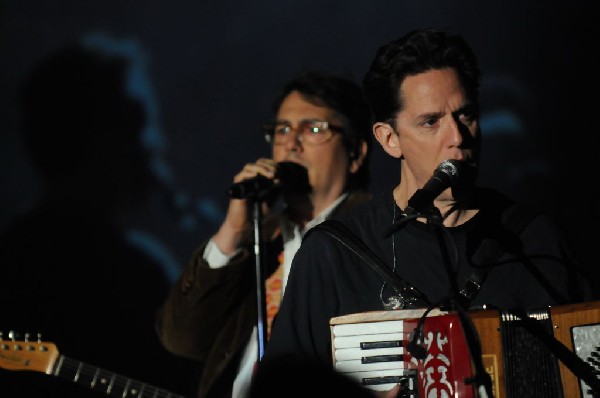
[284,127,303,149]
[447,116,464,146]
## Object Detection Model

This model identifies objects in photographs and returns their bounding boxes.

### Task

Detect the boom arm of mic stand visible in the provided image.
[431,218,493,396]
[384,207,443,238]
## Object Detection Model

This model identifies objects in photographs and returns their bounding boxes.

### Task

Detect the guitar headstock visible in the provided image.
[0,331,59,374]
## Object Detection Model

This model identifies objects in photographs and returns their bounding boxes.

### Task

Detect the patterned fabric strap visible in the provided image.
[265,252,284,339]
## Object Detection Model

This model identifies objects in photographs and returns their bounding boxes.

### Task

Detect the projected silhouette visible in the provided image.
[0,36,196,397]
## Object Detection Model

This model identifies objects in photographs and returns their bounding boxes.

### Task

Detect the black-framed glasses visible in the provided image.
[262,119,344,145]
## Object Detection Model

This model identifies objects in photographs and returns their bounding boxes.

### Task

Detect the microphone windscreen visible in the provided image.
[447,159,478,199]
[276,161,311,194]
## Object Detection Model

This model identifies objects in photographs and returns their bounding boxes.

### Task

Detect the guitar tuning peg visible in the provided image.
[8,330,16,340]
[24,332,30,342]
[37,332,42,342]
[0,331,3,341]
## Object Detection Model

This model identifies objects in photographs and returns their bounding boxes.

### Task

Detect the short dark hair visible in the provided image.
[363,28,481,123]
[271,71,373,191]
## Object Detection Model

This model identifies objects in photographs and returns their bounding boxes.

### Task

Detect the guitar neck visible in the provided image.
[52,355,186,398]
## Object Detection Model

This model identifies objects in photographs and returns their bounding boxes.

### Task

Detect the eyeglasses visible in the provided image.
[262,119,344,145]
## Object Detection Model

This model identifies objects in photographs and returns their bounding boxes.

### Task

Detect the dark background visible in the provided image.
[1,1,598,289]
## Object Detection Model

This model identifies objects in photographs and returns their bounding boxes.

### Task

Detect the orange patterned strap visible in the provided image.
[265,252,284,339]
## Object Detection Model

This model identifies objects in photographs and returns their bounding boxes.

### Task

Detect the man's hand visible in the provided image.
[213,158,277,255]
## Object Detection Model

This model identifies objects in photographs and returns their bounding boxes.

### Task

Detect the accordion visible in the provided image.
[330,300,600,397]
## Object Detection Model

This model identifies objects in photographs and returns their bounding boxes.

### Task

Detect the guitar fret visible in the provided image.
[107,373,116,395]
[91,367,100,388]
[53,355,65,376]
[74,361,82,382]
[138,382,147,397]
[122,379,131,398]
[82,364,100,388]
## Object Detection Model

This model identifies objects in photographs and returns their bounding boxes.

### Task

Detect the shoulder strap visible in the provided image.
[306,219,430,308]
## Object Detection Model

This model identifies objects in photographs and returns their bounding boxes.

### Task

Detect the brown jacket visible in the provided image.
[155,191,372,398]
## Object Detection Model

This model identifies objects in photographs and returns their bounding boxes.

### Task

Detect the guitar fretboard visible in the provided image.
[53,355,186,398]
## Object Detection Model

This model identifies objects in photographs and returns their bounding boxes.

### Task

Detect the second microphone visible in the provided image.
[227,161,310,199]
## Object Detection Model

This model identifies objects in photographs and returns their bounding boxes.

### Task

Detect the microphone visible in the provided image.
[403,159,465,217]
[227,161,310,199]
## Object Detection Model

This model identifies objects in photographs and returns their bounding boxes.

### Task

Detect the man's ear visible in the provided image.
[349,141,368,174]
[373,122,402,159]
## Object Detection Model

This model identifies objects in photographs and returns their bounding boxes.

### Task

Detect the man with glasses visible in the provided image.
[155,71,373,398]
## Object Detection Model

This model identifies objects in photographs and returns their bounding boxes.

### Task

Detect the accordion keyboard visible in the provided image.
[572,324,600,398]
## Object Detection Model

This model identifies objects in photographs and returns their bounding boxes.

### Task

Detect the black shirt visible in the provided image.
[261,186,593,367]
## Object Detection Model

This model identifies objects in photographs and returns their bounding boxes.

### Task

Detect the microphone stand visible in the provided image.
[250,196,268,362]
[229,162,309,363]
[401,206,494,397]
